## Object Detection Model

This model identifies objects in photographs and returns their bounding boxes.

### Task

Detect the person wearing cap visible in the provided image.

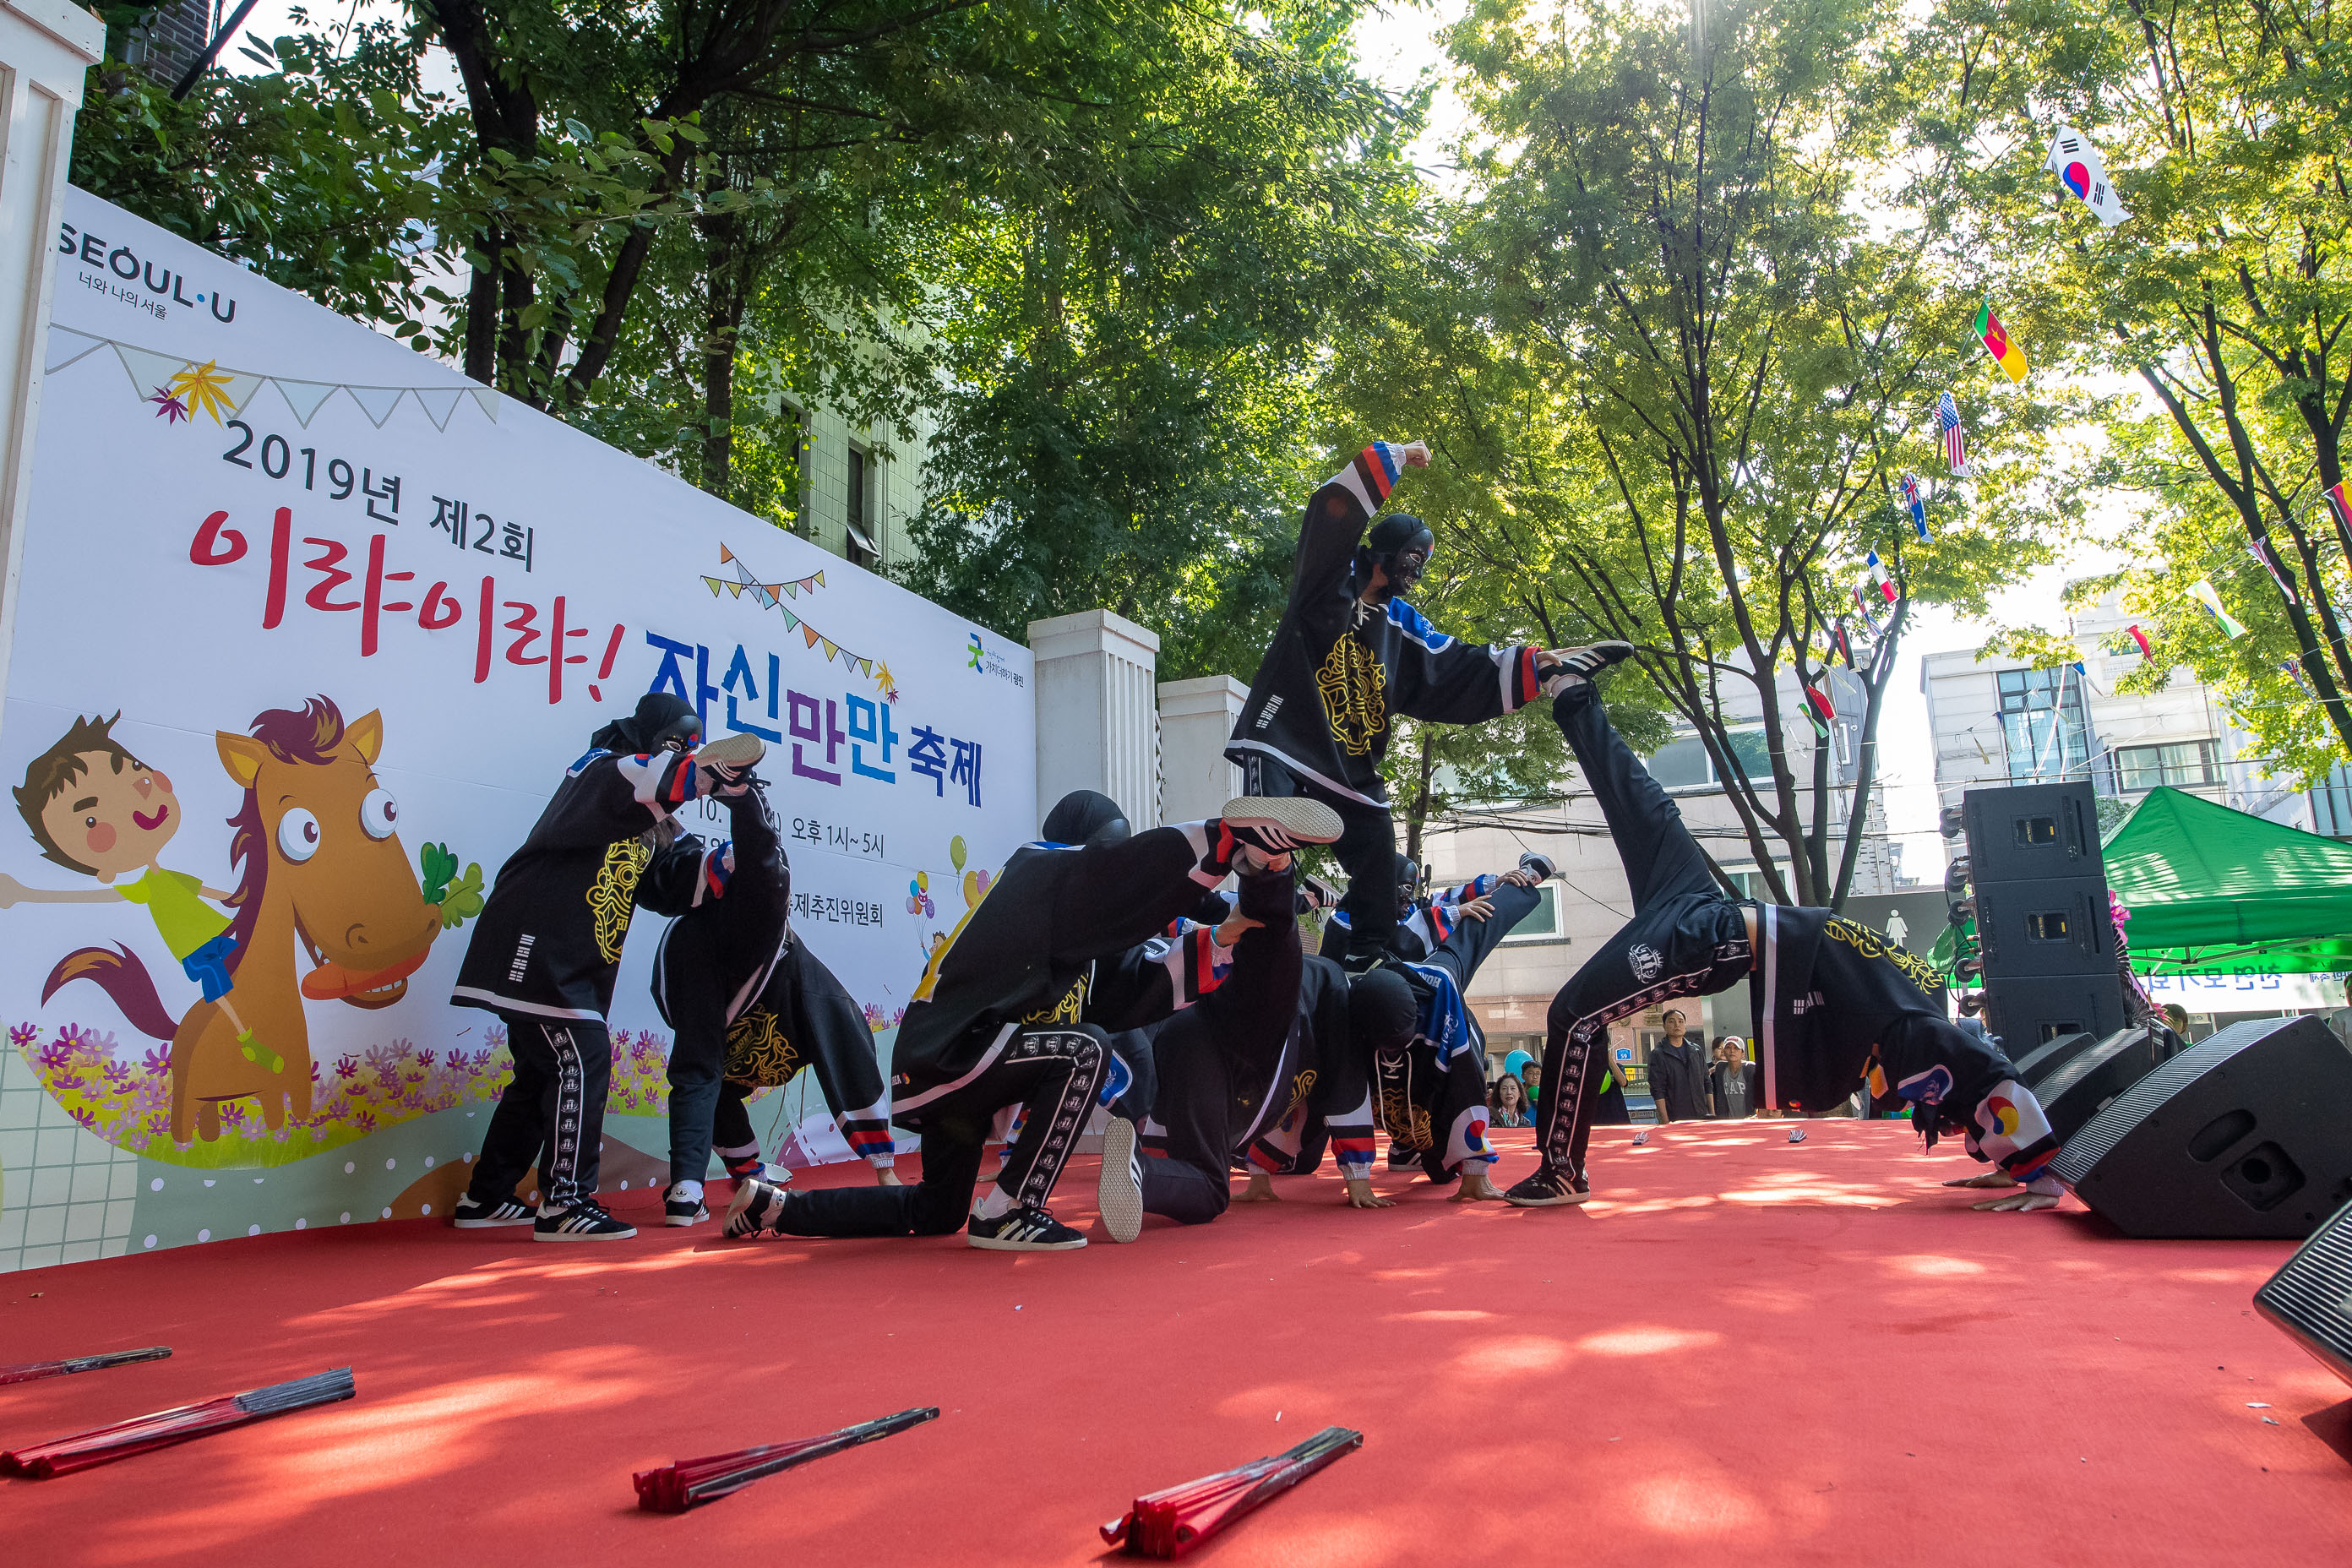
[1225,438,1565,968]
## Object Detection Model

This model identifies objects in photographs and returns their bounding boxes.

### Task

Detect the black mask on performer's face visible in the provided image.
[589,692,700,756]
[1394,853,1423,918]
[1348,969,1419,1055]
[1041,789,1130,848]
[1363,513,1435,602]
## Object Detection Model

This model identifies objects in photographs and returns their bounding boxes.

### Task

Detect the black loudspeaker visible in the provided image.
[1963,782,2102,885]
[2034,1025,2155,1144]
[2014,1032,2095,1091]
[2049,1015,2352,1239]
[1983,975,2130,1054]
[2256,1197,2352,1390]
[1973,882,2115,977]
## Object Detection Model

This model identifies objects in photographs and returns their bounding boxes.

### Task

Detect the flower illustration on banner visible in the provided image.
[168,360,239,424]
[147,384,189,423]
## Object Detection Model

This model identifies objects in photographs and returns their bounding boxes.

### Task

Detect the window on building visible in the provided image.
[1498,884,1567,944]
[1718,866,1776,899]
[2310,762,2352,837]
[1996,667,2093,783]
[846,445,880,569]
[2114,739,2219,793]
[1645,729,1773,792]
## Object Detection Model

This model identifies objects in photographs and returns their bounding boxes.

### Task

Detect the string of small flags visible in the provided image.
[703,545,897,700]
[45,327,498,431]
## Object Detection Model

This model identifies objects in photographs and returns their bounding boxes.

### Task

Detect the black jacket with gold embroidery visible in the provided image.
[452,747,718,1025]
[1226,443,1546,806]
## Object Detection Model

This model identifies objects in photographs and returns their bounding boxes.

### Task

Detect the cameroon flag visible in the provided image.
[1975,301,2028,383]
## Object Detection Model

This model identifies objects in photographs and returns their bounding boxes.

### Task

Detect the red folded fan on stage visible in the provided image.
[0,1367,355,1478]
[1102,1425,1364,1557]
[633,1406,940,1513]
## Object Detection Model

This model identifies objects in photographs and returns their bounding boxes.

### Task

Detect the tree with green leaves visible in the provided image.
[1903,0,2352,784]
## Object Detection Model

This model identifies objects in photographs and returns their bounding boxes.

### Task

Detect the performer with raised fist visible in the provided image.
[725,792,1344,1252]
[1227,438,1563,968]
[649,775,896,1228]
[1505,648,2065,1213]
[450,694,762,1242]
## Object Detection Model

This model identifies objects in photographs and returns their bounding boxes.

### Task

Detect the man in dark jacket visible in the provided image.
[1228,438,1558,966]
[451,693,760,1241]
[725,792,1342,1251]
[1504,648,2065,1214]
[1646,1010,1709,1123]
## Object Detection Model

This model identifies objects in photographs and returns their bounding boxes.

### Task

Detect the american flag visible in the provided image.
[1938,392,1969,476]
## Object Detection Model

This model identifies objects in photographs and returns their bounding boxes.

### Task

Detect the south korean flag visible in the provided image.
[2043,126,2131,227]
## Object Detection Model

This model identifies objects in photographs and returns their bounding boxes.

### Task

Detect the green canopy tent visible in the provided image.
[2102,787,2352,974]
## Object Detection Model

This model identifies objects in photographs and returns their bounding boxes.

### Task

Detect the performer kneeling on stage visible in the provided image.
[725,792,1342,1251]
[1506,647,2063,1212]
[1227,438,1563,968]
[650,775,896,1227]
[449,694,762,1241]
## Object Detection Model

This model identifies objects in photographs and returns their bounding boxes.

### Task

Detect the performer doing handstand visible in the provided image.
[1319,855,1520,964]
[649,774,896,1226]
[450,694,762,1240]
[1505,648,2064,1211]
[725,792,1342,1251]
[1227,438,1561,967]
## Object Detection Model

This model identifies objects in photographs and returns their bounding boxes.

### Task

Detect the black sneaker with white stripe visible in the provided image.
[1540,641,1636,695]
[1517,851,1559,881]
[723,1177,790,1239]
[1206,797,1344,878]
[1097,1117,1144,1244]
[449,1194,535,1228]
[1504,1163,1592,1207]
[533,1200,636,1241]
[663,1184,708,1228]
[967,1204,1088,1251]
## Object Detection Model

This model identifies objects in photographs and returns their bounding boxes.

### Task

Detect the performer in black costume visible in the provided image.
[1227,438,1558,966]
[725,792,1343,1251]
[649,776,896,1226]
[1505,647,2065,1212]
[1103,858,1417,1227]
[1318,855,1528,964]
[449,694,762,1241]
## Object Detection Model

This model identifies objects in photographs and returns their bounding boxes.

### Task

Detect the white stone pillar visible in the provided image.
[1028,609,1162,830]
[1157,674,1245,825]
[0,0,104,727]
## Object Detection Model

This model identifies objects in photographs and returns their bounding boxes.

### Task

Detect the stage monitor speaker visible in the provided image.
[1982,972,2128,1054]
[1963,781,2103,886]
[2034,1024,2155,1145]
[2015,1031,2096,1092]
[1973,881,2116,977]
[2255,1196,2352,1391]
[2049,1015,2352,1239]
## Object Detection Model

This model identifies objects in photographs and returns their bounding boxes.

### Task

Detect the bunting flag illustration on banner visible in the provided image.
[1938,392,1970,476]
[701,545,896,699]
[1899,475,1930,541]
[42,326,500,431]
[2189,579,2247,639]
[2247,535,2297,600]
[1865,550,1899,603]
[2043,126,2132,226]
[1974,300,2028,384]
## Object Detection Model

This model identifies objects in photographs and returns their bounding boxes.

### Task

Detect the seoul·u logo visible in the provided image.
[966,634,984,671]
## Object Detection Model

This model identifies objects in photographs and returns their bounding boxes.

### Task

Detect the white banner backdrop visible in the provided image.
[2138,969,2347,1012]
[0,189,1035,1271]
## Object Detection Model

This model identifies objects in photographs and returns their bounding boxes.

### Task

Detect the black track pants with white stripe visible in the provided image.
[467,1013,614,1211]
[765,1025,1112,1237]
[1535,684,1750,1176]
[1242,750,1396,958]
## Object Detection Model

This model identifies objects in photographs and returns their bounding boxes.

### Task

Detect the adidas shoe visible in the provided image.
[967,1204,1088,1251]
[723,1177,792,1239]
[1517,851,1559,881]
[1386,1144,1413,1171]
[1208,797,1344,876]
[696,731,766,787]
[1504,1164,1592,1207]
[533,1200,636,1241]
[664,1184,708,1228]
[449,1193,535,1228]
[1540,641,1636,696]
[1097,1117,1145,1244]
[1296,874,1343,913]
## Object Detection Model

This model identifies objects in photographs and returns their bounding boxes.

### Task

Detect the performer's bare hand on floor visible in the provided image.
[1942,1170,2017,1190]
[1457,896,1495,922]
[1450,1170,1506,1202]
[875,1168,904,1187]
[1237,1172,1281,1203]
[1971,1189,2061,1212]
[1343,1178,1394,1209]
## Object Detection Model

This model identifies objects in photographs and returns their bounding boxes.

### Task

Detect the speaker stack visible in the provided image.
[2049,1014,2352,1239]
[1940,781,2129,1051]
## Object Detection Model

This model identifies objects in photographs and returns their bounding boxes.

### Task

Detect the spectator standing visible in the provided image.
[1709,1036,1758,1120]
[1646,1008,1710,1123]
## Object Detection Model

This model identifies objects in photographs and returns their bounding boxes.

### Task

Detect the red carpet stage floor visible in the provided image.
[4,1122,2347,1566]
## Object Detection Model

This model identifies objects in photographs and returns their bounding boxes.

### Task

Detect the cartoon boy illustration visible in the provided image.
[1,713,278,1070]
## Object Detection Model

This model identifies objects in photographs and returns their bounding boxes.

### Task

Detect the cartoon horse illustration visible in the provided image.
[43,698,444,1142]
